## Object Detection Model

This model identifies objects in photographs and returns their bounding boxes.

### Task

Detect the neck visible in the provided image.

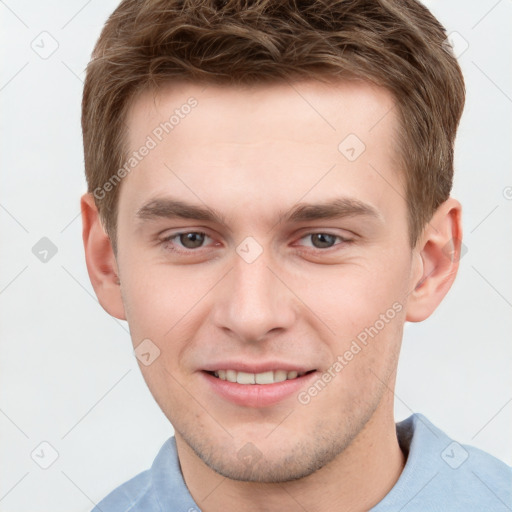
[176,400,405,512]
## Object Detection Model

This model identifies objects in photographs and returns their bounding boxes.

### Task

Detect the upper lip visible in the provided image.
[201,361,316,374]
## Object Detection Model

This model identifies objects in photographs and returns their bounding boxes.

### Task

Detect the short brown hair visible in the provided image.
[82,0,465,253]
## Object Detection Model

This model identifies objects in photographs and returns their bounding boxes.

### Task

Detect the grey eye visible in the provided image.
[310,233,337,248]
[179,232,206,248]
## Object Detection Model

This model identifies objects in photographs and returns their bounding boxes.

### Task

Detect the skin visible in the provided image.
[82,79,462,511]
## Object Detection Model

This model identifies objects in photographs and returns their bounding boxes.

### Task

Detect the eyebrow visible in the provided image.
[135,196,382,227]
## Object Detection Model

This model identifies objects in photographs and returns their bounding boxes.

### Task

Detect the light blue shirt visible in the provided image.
[92,414,512,511]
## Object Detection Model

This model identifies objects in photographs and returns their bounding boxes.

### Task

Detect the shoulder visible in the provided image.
[91,469,155,512]
[91,437,195,512]
[374,413,512,511]
[450,439,512,503]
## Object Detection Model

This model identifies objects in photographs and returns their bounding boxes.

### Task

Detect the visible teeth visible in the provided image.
[237,371,255,384]
[274,370,287,382]
[255,371,274,384]
[213,369,306,385]
[226,370,237,383]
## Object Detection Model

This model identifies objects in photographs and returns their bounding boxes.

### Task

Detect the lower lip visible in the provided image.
[201,371,318,408]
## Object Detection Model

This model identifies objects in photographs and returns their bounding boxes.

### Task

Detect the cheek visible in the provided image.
[120,256,190,322]
[295,255,408,399]
[120,236,411,353]
[295,254,409,341]
[119,256,222,367]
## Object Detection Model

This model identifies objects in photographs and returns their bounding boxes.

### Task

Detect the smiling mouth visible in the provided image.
[206,369,316,385]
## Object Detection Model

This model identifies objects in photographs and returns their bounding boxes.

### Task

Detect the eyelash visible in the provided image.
[160,231,353,255]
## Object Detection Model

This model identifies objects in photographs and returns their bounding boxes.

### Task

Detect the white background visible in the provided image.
[0,1,511,511]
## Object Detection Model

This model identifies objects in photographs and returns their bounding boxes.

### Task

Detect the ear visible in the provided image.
[405,197,463,322]
[81,193,126,320]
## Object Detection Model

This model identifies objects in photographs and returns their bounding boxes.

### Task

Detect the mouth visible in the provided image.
[201,368,318,408]
[205,369,316,385]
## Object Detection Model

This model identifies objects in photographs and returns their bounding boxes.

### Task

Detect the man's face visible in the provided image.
[115,79,419,481]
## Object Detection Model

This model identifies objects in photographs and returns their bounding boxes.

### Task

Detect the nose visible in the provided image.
[212,250,297,343]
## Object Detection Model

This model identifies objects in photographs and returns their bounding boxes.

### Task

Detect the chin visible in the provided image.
[179,426,353,483]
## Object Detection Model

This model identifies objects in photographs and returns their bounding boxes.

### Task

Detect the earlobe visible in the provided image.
[81,193,126,320]
[405,197,463,323]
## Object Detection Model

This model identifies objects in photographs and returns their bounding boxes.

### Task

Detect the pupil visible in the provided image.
[312,233,335,248]
[180,232,205,248]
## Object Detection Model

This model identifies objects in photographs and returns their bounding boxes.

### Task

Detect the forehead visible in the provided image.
[126,78,397,148]
[120,79,403,228]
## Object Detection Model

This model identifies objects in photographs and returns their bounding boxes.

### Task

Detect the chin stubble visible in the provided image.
[176,402,380,484]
